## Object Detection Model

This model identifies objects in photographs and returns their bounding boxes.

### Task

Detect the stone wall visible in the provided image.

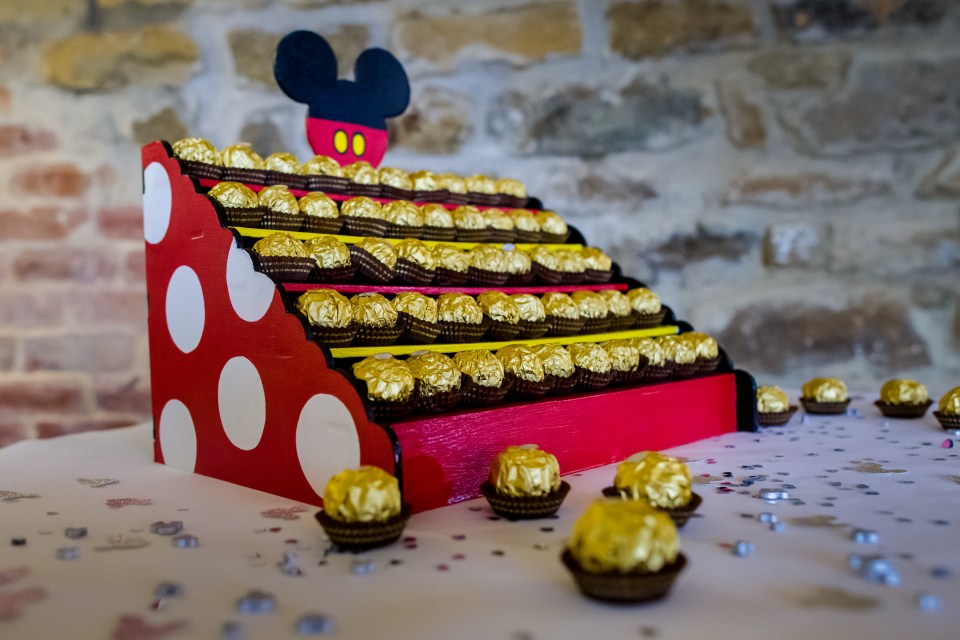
[1,0,958,446]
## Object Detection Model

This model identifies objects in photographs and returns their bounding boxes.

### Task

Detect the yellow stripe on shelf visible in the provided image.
[329,326,679,359]
[230,226,582,251]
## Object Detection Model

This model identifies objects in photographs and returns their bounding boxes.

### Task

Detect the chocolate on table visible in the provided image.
[341,196,387,237]
[542,292,584,337]
[351,354,415,418]
[317,466,411,550]
[532,343,577,395]
[220,142,265,183]
[383,200,425,239]
[259,184,302,231]
[756,385,797,426]
[626,288,665,328]
[251,231,314,281]
[598,289,633,330]
[350,293,401,345]
[343,160,381,197]
[172,137,222,179]
[610,451,696,519]
[379,166,414,200]
[303,154,348,192]
[568,342,614,390]
[394,238,435,285]
[536,210,569,244]
[481,445,569,519]
[581,247,613,283]
[467,244,510,286]
[296,289,356,347]
[454,350,508,405]
[350,236,397,284]
[935,386,960,430]
[303,235,354,282]
[420,204,456,241]
[263,151,305,189]
[508,208,540,243]
[392,292,440,344]
[801,377,850,414]
[496,344,548,398]
[478,291,521,341]
[299,191,343,234]
[432,243,470,285]
[571,291,611,333]
[503,245,533,285]
[453,205,490,242]
[512,293,548,339]
[436,292,486,343]
[406,350,461,413]
[208,181,263,227]
[876,379,933,419]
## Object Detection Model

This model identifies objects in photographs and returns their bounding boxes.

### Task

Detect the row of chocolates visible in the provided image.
[174,137,530,207]
[295,288,667,347]
[346,334,720,420]
[210,183,569,244]
[251,231,613,286]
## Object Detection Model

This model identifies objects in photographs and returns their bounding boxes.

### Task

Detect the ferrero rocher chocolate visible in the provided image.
[536,211,568,236]
[299,192,339,219]
[302,155,342,176]
[469,245,509,273]
[659,335,696,365]
[303,236,351,269]
[802,377,849,402]
[571,291,609,320]
[531,344,575,378]
[379,166,413,190]
[353,237,397,269]
[627,288,661,314]
[512,293,546,322]
[508,209,540,232]
[323,466,402,523]
[172,137,221,164]
[258,185,299,214]
[940,387,960,415]
[632,338,665,367]
[581,247,612,271]
[466,174,496,194]
[208,181,259,209]
[395,239,435,269]
[410,170,438,192]
[880,379,929,405]
[603,340,641,372]
[350,293,398,328]
[264,151,302,175]
[484,208,515,231]
[422,204,454,229]
[614,451,692,509]
[352,355,415,402]
[391,292,438,322]
[406,350,461,396]
[569,500,680,574]
[683,332,719,359]
[598,290,631,318]
[432,244,469,272]
[436,172,467,194]
[496,345,545,382]
[541,292,579,319]
[555,250,586,274]
[567,343,612,373]
[296,289,352,329]
[504,248,532,275]
[383,201,424,227]
[437,293,483,324]
[527,246,558,269]
[252,232,308,257]
[495,178,526,199]
[490,445,561,498]
[220,142,263,169]
[341,196,383,220]
[454,350,504,388]
[477,291,520,324]
[452,206,487,230]
[757,386,790,413]
[343,161,379,184]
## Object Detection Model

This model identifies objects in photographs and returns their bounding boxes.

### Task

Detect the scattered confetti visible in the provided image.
[78,478,119,488]
[851,529,880,544]
[769,522,786,533]
[844,462,906,474]
[0,586,47,621]
[56,547,80,561]
[65,527,88,539]
[106,498,153,509]
[757,487,789,501]
[236,590,275,614]
[350,559,375,576]
[95,535,151,551]
[154,583,184,599]
[0,491,40,502]
[789,515,845,528]
[149,521,183,536]
[11,538,27,546]
[111,614,188,640]
[296,613,336,635]
[849,554,900,586]
[260,505,310,520]
[757,512,778,524]
[942,439,954,449]
[916,592,943,612]
[280,551,302,576]
[931,566,951,579]
[172,534,199,548]
[732,541,755,557]
[0,566,29,585]
[795,586,879,610]
[221,621,244,640]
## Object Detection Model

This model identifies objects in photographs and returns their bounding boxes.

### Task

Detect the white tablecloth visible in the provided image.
[1,397,958,640]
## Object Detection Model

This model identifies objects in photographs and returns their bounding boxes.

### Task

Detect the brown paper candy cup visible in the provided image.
[342,217,389,238]
[697,356,722,373]
[545,373,577,396]
[507,374,550,400]
[416,387,462,414]
[221,167,266,184]
[395,258,434,285]
[758,406,799,427]
[383,223,424,240]
[264,170,307,190]
[934,411,960,431]
[438,320,487,343]
[349,245,395,284]
[421,226,457,242]
[316,505,412,552]
[221,206,265,228]
[497,194,528,209]
[800,398,851,415]
[612,314,635,331]
[460,374,511,407]
[575,366,615,390]
[514,230,541,244]
[301,216,343,235]
[632,309,667,329]
[312,322,358,348]
[874,399,933,419]
[467,192,500,207]
[262,210,303,232]
[505,271,535,286]
[306,175,350,193]
[669,362,699,379]
[433,267,469,286]
[467,267,510,286]
[636,365,670,382]
[380,185,415,201]
[254,255,315,282]
[397,312,441,344]
[446,193,469,205]
[581,316,613,335]
[539,231,571,245]
[309,264,357,284]
[481,481,570,520]
[455,228,491,243]
[583,268,613,284]
[485,320,521,342]
[531,263,564,285]
[353,323,402,346]
[345,183,383,198]
[517,319,549,340]
[366,394,417,422]
[180,159,222,180]
[488,228,516,243]
[561,550,687,604]
[546,315,585,337]
[559,271,586,285]
[611,368,640,386]
[414,189,450,203]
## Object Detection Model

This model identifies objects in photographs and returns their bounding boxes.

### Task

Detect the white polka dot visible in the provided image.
[143,162,172,244]
[295,394,360,497]
[226,240,275,323]
[158,399,197,472]
[218,356,266,451]
[165,266,205,354]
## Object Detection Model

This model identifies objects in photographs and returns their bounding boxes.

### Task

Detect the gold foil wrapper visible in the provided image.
[567,342,612,373]
[299,192,339,219]
[454,350,504,388]
[508,209,540,232]
[598,290,631,318]
[410,170,438,192]
[354,237,397,269]
[341,196,383,220]
[264,151,302,175]
[569,499,680,574]
[208,181,259,209]
[582,247,612,271]
[504,248,532,275]
[880,379,929,405]
[627,288,661,314]
[659,335,696,365]
[302,155,342,177]
[392,292,438,323]
[527,246,558,270]
[452,206,487,230]
[406,350,461,396]
[555,250,585,274]
[536,211,567,235]
[437,293,483,324]
[466,174,496,194]
[632,338,665,367]
[396,238,435,269]
[296,289,352,329]
[512,293,546,322]
[571,291,609,320]
[379,166,413,190]
[603,340,640,372]
[422,204,454,228]
[352,355,415,402]
[478,291,520,324]
[470,245,509,273]
[496,345,545,382]
[490,445,561,498]
[343,161,379,184]
[484,208,514,231]
[350,293,398,328]
[757,386,790,413]
[495,178,526,198]
[802,378,849,402]
[432,244,469,272]
[323,466,402,523]
[437,172,467,194]
[384,201,424,227]
[172,137,221,165]
[252,232,308,258]
[939,386,960,415]
[531,344,575,378]
[541,292,579,319]
[684,332,719,359]
[258,185,299,214]
[220,142,263,169]
[304,236,351,269]
[614,451,692,509]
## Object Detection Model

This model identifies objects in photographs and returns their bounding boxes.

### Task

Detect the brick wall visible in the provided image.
[1,0,958,446]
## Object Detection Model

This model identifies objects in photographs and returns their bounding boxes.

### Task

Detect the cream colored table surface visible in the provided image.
[1,396,958,640]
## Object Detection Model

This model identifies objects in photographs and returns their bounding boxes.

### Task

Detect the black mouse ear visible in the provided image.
[274,31,338,106]
[354,48,411,119]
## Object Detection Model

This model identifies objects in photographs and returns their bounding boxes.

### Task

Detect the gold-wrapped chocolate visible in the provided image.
[406,350,461,396]
[452,206,486,230]
[437,292,483,324]
[569,500,680,574]
[302,155,342,176]
[264,151,302,175]
[531,344,575,378]
[304,236,351,269]
[299,192,339,219]
[632,338,665,367]
[466,174,496,194]
[379,166,413,190]
[571,291,609,320]
[341,196,383,220]
[410,170,438,192]
[508,209,540,232]
[258,185,299,214]
[490,445,560,498]
[802,377,849,402]
[220,142,263,169]
[627,288,661,314]
[469,245,509,273]
[541,292,579,319]
[527,246,558,269]
[323,466,402,523]
[603,340,641,372]
[296,289,352,329]
[613,451,692,509]
[353,237,397,269]
[478,291,520,324]
[536,211,567,235]
[383,200,424,227]
[172,137,221,165]
[659,335,696,365]
[495,178,526,198]
[395,238,435,269]
[598,290,631,318]
[391,292,438,323]
[503,247,532,275]
[422,204,454,229]
[683,332,719,359]
[432,244,469,272]
[939,387,960,415]
[582,247,612,271]
[436,172,467,194]
[512,293,546,322]
[496,345,545,382]
[484,208,514,231]
[555,249,586,274]
[757,386,790,413]
[350,293,398,328]
[342,160,379,184]
[352,354,415,402]
[208,181,259,209]
[567,342,612,373]
[880,379,929,405]
[252,232,308,257]
[453,350,504,388]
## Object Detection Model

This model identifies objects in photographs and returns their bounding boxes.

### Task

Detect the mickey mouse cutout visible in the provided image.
[275,30,410,167]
